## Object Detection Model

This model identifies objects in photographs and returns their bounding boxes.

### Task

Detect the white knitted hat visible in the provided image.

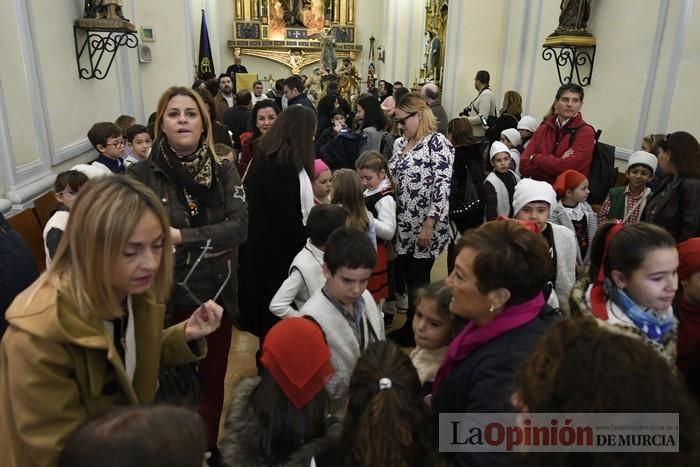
[517,115,538,133]
[627,150,658,173]
[71,163,111,179]
[501,128,522,146]
[512,178,557,215]
[489,141,511,160]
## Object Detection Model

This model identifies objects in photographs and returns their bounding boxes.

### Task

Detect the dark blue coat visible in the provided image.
[431,306,560,467]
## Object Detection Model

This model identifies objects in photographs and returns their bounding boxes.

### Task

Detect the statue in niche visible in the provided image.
[281,0,312,27]
[311,30,337,74]
[544,0,595,46]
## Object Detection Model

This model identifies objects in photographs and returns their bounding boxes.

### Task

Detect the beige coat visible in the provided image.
[0,282,206,467]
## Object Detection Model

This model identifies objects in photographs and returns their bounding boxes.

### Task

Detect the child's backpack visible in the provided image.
[567,126,617,205]
[320,130,368,170]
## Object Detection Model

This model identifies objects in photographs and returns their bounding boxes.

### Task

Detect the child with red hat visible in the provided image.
[551,169,597,275]
[220,317,339,466]
[676,237,700,399]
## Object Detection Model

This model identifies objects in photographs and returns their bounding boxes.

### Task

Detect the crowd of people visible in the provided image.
[1,62,700,467]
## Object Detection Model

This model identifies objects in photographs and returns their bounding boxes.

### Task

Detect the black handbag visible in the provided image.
[155,303,204,409]
[449,173,484,229]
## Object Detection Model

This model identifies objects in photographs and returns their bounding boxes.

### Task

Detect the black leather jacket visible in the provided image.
[128,144,248,320]
[643,175,700,242]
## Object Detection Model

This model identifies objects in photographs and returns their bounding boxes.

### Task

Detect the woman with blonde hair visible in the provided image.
[388,92,454,346]
[0,176,221,467]
[486,90,523,143]
[128,85,248,461]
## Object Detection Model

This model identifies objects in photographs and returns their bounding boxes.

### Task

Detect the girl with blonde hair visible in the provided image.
[0,176,222,467]
[331,168,377,248]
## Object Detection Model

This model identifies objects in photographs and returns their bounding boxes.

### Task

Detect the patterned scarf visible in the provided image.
[161,139,213,188]
[612,287,676,342]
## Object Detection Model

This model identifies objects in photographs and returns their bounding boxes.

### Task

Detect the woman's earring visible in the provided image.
[489,305,496,313]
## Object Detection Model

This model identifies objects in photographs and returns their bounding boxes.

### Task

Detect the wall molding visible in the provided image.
[514,0,532,92]
[442,0,464,119]
[635,0,668,147]
[184,0,196,85]
[15,0,54,183]
[54,138,94,165]
[657,0,693,133]
[525,0,544,116]
[0,80,18,190]
[496,0,513,99]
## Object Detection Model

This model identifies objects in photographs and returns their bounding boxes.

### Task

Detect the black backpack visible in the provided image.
[567,126,617,205]
[320,130,368,170]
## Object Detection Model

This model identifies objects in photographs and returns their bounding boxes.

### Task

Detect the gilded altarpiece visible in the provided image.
[228,0,362,75]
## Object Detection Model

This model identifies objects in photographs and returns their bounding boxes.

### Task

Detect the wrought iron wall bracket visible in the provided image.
[73,26,138,80]
[542,45,596,87]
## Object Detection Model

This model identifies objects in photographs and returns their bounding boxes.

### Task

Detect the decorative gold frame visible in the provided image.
[228,0,361,73]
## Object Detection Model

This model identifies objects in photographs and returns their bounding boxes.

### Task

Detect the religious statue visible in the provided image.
[311,31,337,75]
[305,67,323,100]
[336,58,360,101]
[281,0,311,27]
[544,0,595,46]
[84,0,127,21]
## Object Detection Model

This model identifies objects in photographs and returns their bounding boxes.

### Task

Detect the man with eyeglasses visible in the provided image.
[87,121,126,174]
[520,83,595,184]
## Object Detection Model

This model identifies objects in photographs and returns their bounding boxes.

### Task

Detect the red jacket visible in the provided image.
[520,113,595,184]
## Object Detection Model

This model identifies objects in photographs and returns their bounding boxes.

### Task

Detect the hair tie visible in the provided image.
[590,221,625,320]
[378,377,392,390]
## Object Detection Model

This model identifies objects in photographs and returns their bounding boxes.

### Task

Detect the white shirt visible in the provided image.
[363,178,396,241]
[269,240,325,319]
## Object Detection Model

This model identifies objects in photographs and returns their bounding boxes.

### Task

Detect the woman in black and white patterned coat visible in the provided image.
[388,93,454,346]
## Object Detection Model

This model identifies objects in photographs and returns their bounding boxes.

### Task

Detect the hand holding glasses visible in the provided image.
[177,239,232,307]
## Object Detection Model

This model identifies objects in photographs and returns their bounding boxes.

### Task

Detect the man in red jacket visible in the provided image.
[520,83,595,184]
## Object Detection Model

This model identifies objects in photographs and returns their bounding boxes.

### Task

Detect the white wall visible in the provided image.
[2,0,700,213]
[0,0,194,213]
[442,0,699,158]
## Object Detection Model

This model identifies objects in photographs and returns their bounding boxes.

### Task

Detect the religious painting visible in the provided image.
[269,0,325,41]
[236,22,261,39]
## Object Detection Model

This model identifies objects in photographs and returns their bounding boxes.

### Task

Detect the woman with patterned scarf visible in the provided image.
[128,86,248,465]
[569,222,678,364]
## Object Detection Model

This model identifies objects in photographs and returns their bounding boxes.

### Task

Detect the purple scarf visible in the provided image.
[432,293,545,395]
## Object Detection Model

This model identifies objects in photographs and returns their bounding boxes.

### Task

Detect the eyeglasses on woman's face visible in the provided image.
[393,112,417,126]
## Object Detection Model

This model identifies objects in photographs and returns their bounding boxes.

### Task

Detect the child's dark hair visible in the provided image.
[87,122,122,149]
[514,318,700,467]
[416,280,465,338]
[329,108,347,121]
[58,405,207,467]
[126,124,149,143]
[213,143,234,159]
[307,204,348,248]
[335,341,441,467]
[589,222,676,282]
[244,370,330,465]
[54,170,89,194]
[324,226,376,274]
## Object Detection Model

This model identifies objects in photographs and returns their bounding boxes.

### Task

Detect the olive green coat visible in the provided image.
[0,282,206,467]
